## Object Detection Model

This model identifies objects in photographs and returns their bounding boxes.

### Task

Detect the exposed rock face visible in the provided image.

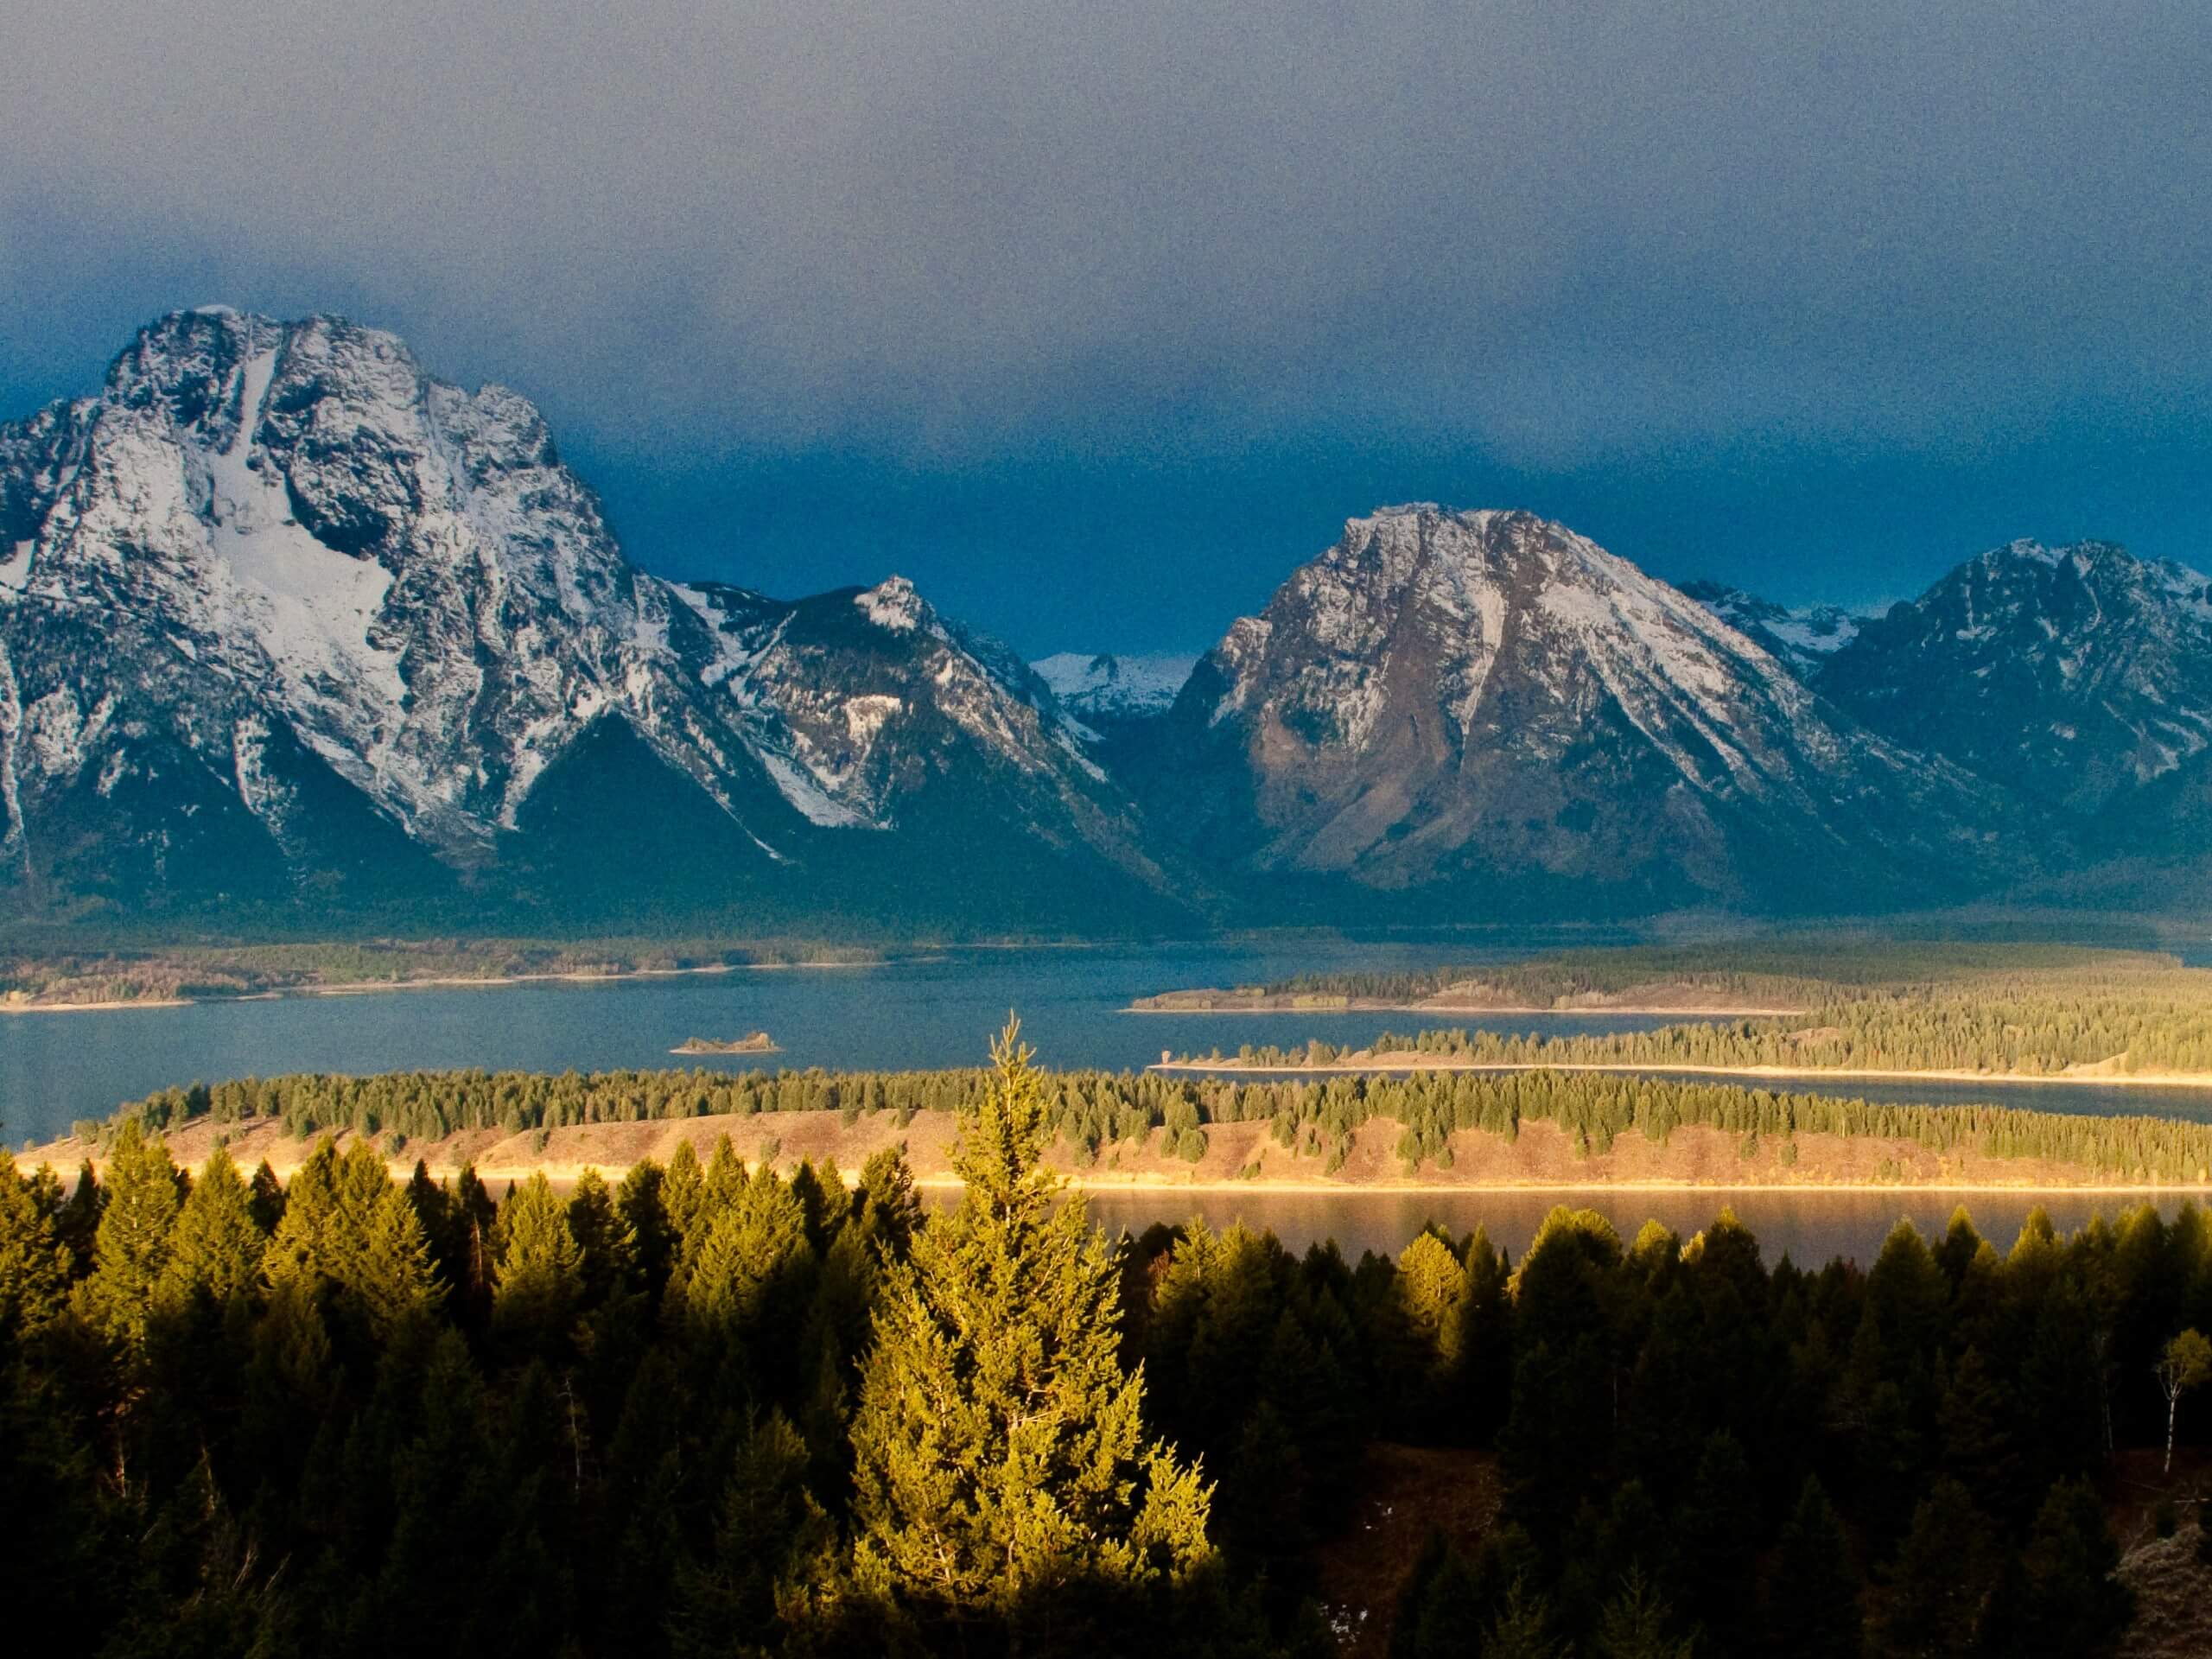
[1143,505,2013,912]
[1677,581,1867,682]
[1030,652,1195,740]
[0,310,1168,928]
[7,311,2202,933]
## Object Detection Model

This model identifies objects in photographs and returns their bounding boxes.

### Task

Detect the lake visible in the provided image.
[3,938,1610,1143]
[13,938,2212,1262]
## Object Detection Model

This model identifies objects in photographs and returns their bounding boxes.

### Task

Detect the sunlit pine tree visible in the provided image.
[848,1019,1213,1631]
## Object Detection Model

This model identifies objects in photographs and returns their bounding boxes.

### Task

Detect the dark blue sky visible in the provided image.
[4,0,2209,655]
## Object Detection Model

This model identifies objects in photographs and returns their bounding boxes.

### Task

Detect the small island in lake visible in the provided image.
[671,1031,782,1055]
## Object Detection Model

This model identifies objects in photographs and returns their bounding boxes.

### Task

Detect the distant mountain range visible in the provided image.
[1,311,2205,934]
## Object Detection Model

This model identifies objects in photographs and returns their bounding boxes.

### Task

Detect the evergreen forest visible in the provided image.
[2,1027,2203,1656]
[1188,944,2212,1078]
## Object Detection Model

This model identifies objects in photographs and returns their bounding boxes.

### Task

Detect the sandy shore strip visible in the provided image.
[1123,1003,1807,1017]
[0,996,194,1015]
[1147,1055,2212,1091]
[0,954,902,1014]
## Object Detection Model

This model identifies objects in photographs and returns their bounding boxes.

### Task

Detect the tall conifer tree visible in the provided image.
[848,1020,1212,1632]
[493,1172,584,1352]
[1768,1476,1863,1659]
[159,1146,266,1308]
[0,1165,72,1341]
[75,1120,181,1345]
[357,1185,445,1338]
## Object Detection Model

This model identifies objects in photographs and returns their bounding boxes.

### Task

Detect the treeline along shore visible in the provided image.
[26,1064,2212,1191]
[0,935,901,1012]
[3,1028,2208,1656]
[1140,942,2212,1080]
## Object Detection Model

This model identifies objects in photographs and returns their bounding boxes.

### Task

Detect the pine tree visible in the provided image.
[854,1145,922,1260]
[1478,1582,1568,1659]
[671,1410,840,1656]
[74,1120,182,1345]
[158,1146,266,1309]
[673,1166,808,1332]
[848,1020,1212,1632]
[1592,1565,1694,1659]
[449,1163,499,1322]
[0,1165,72,1341]
[1873,1477,2001,1657]
[54,1160,104,1275]
[333,1140,391,1265]
[616,1158,673,1300]
[493,1172,583,1353]
[262,1140,340,1293]
[1391,1530,1482,1659]
[356,1185,445,1338]
[1767,1476,1861,1659]
[566,1166,639,1309]
[662,1139,706,1255]
[1999,1476,2131,1657]
[1673,1430,1758,1638]
[246,1160,287,1234]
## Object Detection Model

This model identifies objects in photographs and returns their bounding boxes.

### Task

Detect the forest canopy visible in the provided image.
[0,1027,2191,1656]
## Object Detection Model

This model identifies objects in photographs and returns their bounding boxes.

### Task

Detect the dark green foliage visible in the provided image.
[14,1043,2198,1657]
[1769,1478,1863,1659]
[2004,1478,2133,1656]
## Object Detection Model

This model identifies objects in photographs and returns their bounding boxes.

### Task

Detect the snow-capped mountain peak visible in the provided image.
[0,310,1161,922]
[1147,504,2010,909]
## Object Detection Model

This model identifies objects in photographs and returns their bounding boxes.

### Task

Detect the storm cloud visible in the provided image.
[3,0,2209,647]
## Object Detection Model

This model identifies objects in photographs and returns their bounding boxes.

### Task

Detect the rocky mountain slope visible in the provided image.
[0,309,1177,931]
[5,309,2202,934]
[1814,540,2212,850]
[1137,506,2018,914]
[1676,581,1866,681]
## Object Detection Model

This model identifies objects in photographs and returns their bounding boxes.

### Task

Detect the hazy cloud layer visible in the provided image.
[3,0,2209,645]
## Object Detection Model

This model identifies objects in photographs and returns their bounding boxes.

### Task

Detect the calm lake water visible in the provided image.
[14,938,2212,1262]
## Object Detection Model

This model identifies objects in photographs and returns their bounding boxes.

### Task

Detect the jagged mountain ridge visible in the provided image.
[1676,581,1867,681]
[0,309,1173,928]
[1138,505,2018,913]
[1814,538,2212,855]
[6,309,2202,932]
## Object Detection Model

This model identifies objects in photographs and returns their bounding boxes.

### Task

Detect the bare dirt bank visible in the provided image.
[19,1108,2209,1195]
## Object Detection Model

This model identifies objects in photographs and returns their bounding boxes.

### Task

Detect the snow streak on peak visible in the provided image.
[855,575,928,633]
[1031,652,1195,725]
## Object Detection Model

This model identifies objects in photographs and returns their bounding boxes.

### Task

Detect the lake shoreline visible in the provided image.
[1123,1002,1805,1018]
[23,1105,2210,1198]
[1149,1056,2212,1091]
[0,956,899,1015]
[0,995,195,1015]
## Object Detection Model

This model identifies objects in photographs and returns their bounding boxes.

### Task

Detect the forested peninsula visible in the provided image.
[1153,944,2212,1084]
[26,1063,2212,1192]
[0,936,896,1012]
